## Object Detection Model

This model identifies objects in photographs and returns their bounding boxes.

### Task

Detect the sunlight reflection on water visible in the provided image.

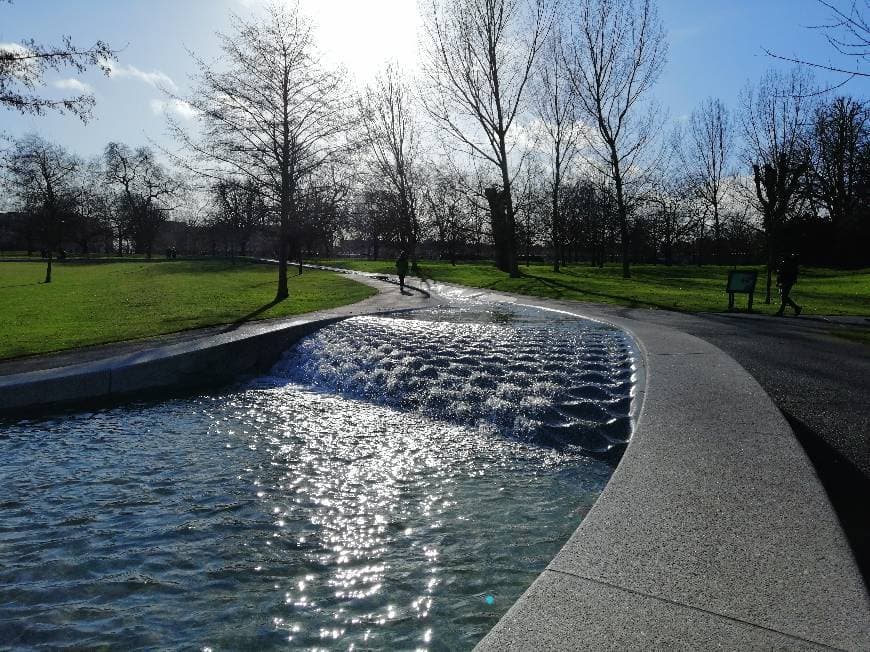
[0,303,634,649]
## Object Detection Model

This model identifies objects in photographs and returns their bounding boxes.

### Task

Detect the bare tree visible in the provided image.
[171,2,349,300]
[741,69,814,303]
[676,98,734,260]
[71,157,112,255]
[297,164,352,260]
[359,64,422,269]
[766,1,868,80]
[104,143,180,259]
[645,173,701,265]
[566,0,668,278]
[0,4,115,121]
[534,21,583,272]
[810,96,869,232]
[211,177,267,258]
[421,0,551,277]
[2,134,80,282]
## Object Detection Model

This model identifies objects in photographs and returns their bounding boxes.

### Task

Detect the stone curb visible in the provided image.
[0,274,434,415]
[0,316,341,413]
[436,285,870,651]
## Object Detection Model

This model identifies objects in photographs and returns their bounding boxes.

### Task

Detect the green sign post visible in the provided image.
[726,271,758,312]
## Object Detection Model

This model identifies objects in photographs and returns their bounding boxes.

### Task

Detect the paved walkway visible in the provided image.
[578,305,870,582]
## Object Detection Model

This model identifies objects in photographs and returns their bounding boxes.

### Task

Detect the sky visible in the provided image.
[0,0,865,160]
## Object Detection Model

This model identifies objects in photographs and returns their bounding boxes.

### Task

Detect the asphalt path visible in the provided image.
[609,309,870,476]
[599,305,870,579]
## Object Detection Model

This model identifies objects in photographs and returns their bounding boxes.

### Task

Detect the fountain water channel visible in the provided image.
[0,301,637,650]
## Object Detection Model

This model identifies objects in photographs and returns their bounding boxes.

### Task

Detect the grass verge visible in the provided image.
[315,259,870,316]
[0,260,376,360]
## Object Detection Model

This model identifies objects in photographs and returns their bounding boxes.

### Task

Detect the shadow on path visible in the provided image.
[782,409,870,592]
[221,298,284,333]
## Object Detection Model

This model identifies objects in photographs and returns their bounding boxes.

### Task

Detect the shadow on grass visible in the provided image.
[145,260,259,276]
[521,272,684,311]
[0,282,43,290]
[221,297,285,333]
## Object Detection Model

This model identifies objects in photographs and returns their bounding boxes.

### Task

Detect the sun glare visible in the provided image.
[297,0,421,84]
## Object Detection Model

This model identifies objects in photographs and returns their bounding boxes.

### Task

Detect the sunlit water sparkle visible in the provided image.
[0,304,635,650]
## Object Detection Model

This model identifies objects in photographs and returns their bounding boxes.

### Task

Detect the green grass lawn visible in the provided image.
[316,258,870,316]
[0,260,376,359]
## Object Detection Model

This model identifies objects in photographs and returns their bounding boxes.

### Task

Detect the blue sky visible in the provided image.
[0,0,864,159]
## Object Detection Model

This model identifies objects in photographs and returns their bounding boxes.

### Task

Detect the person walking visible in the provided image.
[396,250,409,292]
[775,254,802,316]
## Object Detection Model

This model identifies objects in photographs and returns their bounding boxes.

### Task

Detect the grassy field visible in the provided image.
[316,259,870,316]
[0,260,376,359]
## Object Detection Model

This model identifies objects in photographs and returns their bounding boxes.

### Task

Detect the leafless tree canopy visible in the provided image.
[676,97,734,254]
[1,0,868,276]
[767,1,869,79]
[566,0,668,277]
[104,143,181,260]
[360,64,422,264]
[741,68,815,301]
[0,6,115,123]
[172,2,350,299]
[2,134,81,280]
[809,95,869,226]
[421,0,552,275]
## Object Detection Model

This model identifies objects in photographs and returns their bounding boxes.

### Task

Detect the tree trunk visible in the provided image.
[44,252,52,284]
[552,190,561,273]
[500,170,519,278]
[614,179,631,278]
[712,199,721,261]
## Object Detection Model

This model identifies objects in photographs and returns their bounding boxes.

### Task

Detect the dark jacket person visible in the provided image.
[396,251,409,292]
[775,255,802,316]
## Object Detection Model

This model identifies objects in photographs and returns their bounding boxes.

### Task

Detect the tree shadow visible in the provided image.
[221,298,285,333]
[521,272,682,312]
[0,282,43,289]
[782,410,870,591]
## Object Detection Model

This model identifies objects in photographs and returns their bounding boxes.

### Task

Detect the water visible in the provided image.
[0,304,635,650]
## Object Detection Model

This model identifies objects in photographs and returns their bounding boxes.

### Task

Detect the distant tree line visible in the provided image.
[2,0,868,296]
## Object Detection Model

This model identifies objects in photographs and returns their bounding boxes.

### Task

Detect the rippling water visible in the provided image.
[0,304,635,650]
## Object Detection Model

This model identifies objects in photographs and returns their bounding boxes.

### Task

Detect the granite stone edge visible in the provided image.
[462,285,870,651]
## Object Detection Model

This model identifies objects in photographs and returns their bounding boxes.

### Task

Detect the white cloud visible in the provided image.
[52,78,93,93]
[105,60,178,91]
[149,98,199,120]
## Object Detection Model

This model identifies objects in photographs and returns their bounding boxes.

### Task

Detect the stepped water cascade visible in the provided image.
[264,306,635,458]
[0,302,638,649]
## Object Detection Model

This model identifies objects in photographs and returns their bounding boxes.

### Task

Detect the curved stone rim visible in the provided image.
[456,287,870,651]
[1,274,867,649]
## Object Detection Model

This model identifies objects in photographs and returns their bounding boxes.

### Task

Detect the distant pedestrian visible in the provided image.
[396,250,409,292]
[775,254,802,317]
